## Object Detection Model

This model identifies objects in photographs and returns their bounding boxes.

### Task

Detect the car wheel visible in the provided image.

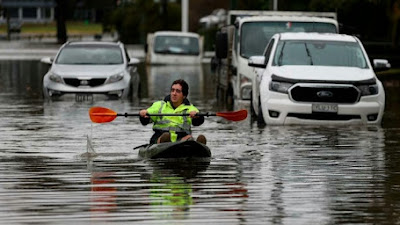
[42,88,51,100]
[108,94,120,100]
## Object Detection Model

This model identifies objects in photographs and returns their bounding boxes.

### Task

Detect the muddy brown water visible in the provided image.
[1,60,400,224]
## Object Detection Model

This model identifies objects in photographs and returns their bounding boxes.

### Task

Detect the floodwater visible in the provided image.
[1,60,400,225]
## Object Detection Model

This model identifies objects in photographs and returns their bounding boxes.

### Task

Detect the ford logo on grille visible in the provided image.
[317,90,333,98]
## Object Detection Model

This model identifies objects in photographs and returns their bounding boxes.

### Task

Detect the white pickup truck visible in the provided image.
[145,31,204,65]
[248,32,390,125]
[212,10,339,109]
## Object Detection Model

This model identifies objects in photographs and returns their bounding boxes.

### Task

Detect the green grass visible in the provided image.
[0,21,104,35]
[377,68,400,77]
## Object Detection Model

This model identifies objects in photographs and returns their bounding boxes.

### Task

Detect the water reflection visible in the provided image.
[144,65,205,101]
[147,159,210,220]
[0,60,48,99]
[90,171,118,216]
[252,125,388,224]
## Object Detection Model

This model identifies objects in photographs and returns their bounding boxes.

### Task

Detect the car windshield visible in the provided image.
[240,21,337,58]
[272,40,368,68]
[56,45,123,65]
[154,35,200,55]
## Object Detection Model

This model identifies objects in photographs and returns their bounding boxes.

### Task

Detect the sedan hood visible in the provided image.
[51,64,124,78]
[271,66,376,82]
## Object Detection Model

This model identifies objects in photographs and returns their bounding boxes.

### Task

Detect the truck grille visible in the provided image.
[64,78,106,87]
[290,84,360,103]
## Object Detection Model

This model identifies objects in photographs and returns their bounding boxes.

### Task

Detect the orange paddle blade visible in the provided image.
[216,109,248,121]
[89,107,118,123]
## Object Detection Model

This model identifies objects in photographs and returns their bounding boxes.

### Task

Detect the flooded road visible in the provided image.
[1,60,400,224]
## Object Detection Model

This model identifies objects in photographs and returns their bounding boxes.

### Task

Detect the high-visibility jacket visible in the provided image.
[147,100,199,142]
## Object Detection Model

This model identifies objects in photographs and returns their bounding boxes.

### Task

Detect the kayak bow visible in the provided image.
[137,140,211,159]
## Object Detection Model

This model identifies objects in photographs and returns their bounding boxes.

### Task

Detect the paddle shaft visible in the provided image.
[89,106,247,123]
[116,113,217,117]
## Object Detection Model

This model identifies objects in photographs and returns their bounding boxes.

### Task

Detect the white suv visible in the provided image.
[249,32,390,125]
[41,41,140,100]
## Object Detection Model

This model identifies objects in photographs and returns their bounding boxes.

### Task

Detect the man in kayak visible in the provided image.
[139,79,206,145]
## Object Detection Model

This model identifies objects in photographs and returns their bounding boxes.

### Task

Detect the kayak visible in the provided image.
[137,140,211,159]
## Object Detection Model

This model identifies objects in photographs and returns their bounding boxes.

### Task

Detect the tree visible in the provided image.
[110,0,180,44]
[390,0,400,47]
[80,0,117,32]
[55,0,68,44]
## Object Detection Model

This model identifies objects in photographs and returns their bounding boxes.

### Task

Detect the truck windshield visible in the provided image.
[240,21,337,58]
[154,35,200,55]
[272,40,368,68]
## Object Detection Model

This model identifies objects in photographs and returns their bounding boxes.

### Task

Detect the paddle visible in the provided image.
[89,106,247,123]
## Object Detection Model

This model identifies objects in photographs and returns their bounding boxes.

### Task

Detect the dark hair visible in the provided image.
[171,79,189,97]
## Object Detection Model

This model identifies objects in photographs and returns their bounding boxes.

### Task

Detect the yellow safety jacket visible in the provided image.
[147,100,199,142]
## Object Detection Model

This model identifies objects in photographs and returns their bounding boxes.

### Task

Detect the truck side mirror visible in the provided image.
[128,58,140,66]
[248,56,267,68]
[215,31,228,59]
[373,59,391,72]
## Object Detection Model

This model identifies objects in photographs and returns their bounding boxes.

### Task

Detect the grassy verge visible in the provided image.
[377,68,400,78]
[0,21,103,35]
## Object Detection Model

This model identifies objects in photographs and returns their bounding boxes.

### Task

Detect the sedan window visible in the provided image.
[56,45,124,65]
[273,40,368,68]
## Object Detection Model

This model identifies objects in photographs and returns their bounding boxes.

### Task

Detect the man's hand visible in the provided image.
[140,109,148,118]
[189,111,198,118]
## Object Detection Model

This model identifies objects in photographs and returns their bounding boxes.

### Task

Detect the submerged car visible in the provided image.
[249,32,390,125]
[41,41,140,100]
[145,31,203,64]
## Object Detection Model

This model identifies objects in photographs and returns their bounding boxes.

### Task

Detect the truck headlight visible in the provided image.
[357,84,378,96]
[241,85,252,100]
[239,74,252,100]
[269,81,293,94]
[107,72,124,84]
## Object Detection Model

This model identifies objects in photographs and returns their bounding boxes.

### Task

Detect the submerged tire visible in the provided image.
[250,91,256,118]
[257,101,266,127]
[226,87,234,111]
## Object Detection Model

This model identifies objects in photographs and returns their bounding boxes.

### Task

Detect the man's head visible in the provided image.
[171,79,189,97]
[170,79,189,107]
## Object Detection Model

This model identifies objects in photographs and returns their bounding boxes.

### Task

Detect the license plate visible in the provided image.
[312,103,338,113]
[75,94,93,102]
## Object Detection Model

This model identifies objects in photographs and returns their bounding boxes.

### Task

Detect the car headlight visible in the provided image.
[49,73,63,83]
[269,81,293,94]
[107,72,124,84]
[357,84,379,96]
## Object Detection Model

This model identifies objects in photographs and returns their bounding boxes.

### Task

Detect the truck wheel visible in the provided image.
[226,87,234,110]
[257,102,266,127]
[216,86,221,101]
[250,91,256,118]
